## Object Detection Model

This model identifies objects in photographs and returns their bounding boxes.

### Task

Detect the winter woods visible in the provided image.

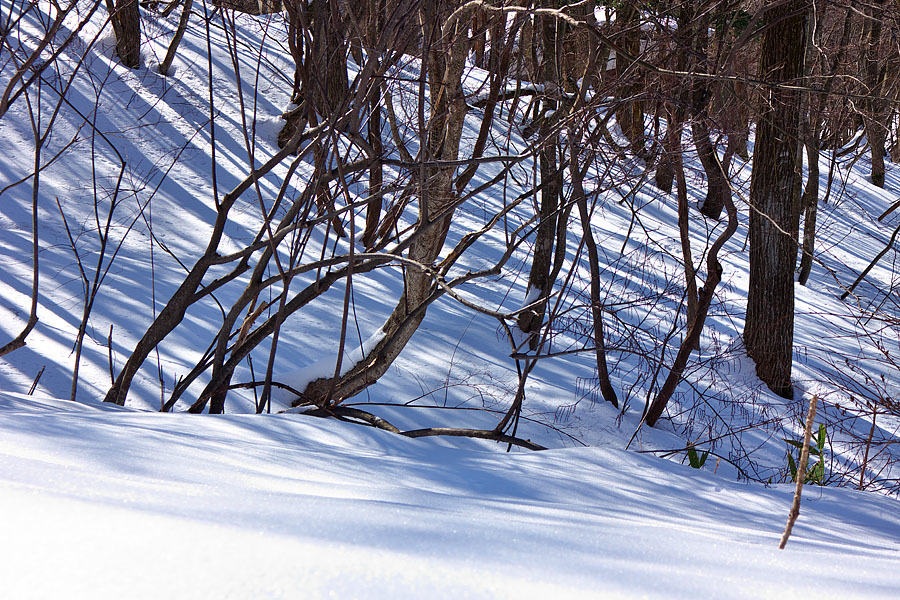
[2,0,900,490]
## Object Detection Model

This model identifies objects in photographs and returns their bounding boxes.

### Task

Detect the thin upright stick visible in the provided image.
[779,394,819,549]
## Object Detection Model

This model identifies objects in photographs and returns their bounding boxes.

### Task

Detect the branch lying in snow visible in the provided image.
[303,406,402,434]
[402,427,547,451]
[301,406,547,451]
[226,380,306,400]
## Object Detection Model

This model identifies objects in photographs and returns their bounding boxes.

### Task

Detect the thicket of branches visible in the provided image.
[2,0,900,489]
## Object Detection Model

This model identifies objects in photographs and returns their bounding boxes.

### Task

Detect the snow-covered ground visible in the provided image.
[2,5,900,597]
[2,391,899,599]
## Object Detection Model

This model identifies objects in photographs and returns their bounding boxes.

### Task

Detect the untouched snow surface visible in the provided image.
[2,392,899,599]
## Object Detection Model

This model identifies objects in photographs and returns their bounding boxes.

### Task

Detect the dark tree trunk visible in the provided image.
[654,3,691,195]
[690,8,730,221]
[797,134,818,286]
[614,4,645,158]
[298,1,471,406]
[518,4,563,347]
[799,1,853,285]
[108,0,141,68]
[571,144,618,408]
[517,137,560,345]
[693,118,730,220]
[744,0,808,400]
[675,141,699,350]
[645,187,738,428]
[654,108,679,194]
[280,0,350,147]
[863,0,887,188]
[362,0,384,248]
[725,82,751,163]
[293,0,349,121]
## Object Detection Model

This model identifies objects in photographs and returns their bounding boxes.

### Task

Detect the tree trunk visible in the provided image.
[517,138,560,346]
[297,2,471,406]
[800,0,854,285]
[693,118,730,220]
[654,107,678,194]
[797,135,818,286]
[362,0,384,248]
[108,0,141,68]
[614,5,645,158]
[863,0,887,188]
[280,0,350,146]
[654,4,691,195]
[645,163,739,427]
[744,0,807,400]
[675,141,699,350]
[316,0,349,118]
[725,82,751,164]
[518,4,563,347]
[690,7,730,221]
[798,8,820,286]
[571,137,617,408]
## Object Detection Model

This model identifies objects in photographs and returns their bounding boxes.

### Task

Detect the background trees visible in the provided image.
[2,0,900,487]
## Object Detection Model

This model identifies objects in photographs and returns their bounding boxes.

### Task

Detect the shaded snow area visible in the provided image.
[2,4,900,598]
[2,392,899,599]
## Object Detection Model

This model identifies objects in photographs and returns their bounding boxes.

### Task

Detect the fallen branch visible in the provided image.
[303,406,401,434]
[302,406,546,450]
[402,427,546,451]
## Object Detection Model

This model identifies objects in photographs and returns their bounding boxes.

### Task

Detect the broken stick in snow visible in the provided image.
[779,394,819,549]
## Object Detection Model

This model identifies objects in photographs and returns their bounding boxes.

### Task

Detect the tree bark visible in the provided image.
[645,161,739,427]
[797,134,818,286]
[799,0,854,285]
[654,2,691,195]
[614,4,645,158]
[362,0,384,248]
[654,107,678,194]
[571,132,618,408]
[675,143,699,350]
[107,0,141,68]
[744,0,807,400]
[693,118,730,220]
[725,82,750,164]
[280,0,350,146]
[863,0,887,188]
[518,3,563,347]
[690,6,730,221]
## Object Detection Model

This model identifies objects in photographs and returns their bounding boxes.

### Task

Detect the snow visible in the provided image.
[1,391,899,599]
[1,4,900,597]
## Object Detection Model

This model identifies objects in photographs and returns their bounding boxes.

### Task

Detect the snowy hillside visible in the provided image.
[2,391,899,598]
[1,3,900,597]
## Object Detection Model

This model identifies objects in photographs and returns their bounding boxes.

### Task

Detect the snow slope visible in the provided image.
[2,5,900,597]
[1,392,899,599]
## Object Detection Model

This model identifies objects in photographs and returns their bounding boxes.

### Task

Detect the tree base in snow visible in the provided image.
[212,0,282,15]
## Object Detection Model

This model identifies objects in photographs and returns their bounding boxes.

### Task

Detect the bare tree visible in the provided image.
[744,0,808,400]
[298,1,488,406]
